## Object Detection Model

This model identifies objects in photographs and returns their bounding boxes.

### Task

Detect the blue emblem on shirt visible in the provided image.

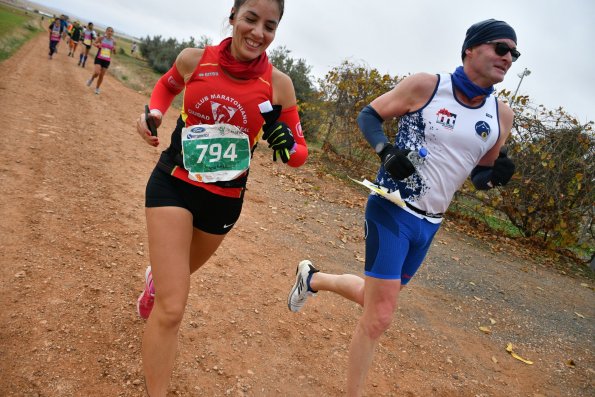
[475,121,491,141]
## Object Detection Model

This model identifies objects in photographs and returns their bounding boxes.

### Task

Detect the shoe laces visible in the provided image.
[146,272,155,297]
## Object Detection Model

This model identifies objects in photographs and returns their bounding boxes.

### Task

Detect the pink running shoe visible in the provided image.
[137,266,155,320]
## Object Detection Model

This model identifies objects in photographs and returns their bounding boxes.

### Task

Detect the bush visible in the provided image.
[456,93,594,258]
[503,97,592,252]
[305,61,401,175]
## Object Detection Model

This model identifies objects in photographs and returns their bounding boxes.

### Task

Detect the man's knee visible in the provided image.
[361,308,395,339]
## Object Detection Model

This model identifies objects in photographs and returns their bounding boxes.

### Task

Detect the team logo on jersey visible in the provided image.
[436,108,457,130]
[211,102,238,124]
[475,121,491,141]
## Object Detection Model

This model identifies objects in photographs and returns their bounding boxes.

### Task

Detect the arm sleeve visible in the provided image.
[148,63,185,115]
[470,165,493,190]
[277,105,307,167]
[357,105,389,153]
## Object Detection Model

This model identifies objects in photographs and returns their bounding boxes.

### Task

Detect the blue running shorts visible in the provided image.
[364,194,440,283]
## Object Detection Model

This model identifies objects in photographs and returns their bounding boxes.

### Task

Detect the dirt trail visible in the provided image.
[0,33,593,397]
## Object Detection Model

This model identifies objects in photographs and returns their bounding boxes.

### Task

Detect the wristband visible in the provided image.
[277,105,307,167]
[358,105,389,153]
[149,63,185,115]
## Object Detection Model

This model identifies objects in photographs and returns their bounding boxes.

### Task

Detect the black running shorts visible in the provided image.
[145,166,244,235]
[94,56,110,69]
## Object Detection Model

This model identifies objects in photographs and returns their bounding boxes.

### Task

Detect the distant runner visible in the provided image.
[86,27,116,95]
[47,17,63,60]
[78,22,97,67]
[54,15,69,54]
[67,21,83,57]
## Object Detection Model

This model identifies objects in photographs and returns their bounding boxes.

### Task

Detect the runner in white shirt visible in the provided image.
[77,22,97,68]
[288,18,519,397]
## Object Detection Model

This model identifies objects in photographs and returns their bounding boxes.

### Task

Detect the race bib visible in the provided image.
[100,48,111,59]
[83,39,91,46]
[181,124,250,183]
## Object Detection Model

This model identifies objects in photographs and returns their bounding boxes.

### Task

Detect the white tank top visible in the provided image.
[375,73,500,222]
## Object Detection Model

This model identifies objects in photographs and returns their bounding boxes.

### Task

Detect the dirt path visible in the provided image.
[0,34,593,397]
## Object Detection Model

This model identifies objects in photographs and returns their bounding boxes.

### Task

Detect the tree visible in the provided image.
[268,46,314,104]
[196,35,212,49]
[307,61,400,173]
[268,46,317,140]
[139,35,213,73]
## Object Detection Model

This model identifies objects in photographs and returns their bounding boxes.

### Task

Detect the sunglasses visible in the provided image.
[485,41,521,62]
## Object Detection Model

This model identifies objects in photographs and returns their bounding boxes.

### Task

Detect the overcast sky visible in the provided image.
[33,0,594,123]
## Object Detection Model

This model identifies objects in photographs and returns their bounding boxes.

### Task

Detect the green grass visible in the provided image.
[483,214,524,236]
[0,4,43,61]
[448,194,525,237]
[110,49,160,94]
[0,4,28,35]
[449,195,593,264]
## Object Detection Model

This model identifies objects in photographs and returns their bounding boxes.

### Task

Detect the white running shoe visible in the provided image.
[95,88,100,95]
[86,78,92,87]
[287,260,319,312]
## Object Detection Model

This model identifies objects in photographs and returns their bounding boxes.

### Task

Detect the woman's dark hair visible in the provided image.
[232,0,284,20]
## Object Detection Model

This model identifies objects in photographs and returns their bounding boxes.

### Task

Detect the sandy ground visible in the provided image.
[0,34,593,397]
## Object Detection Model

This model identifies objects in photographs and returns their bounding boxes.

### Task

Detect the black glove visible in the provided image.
[378,144,415,180]
[490,151,515,186]
[261,104,294,163]
[262,121,295,163]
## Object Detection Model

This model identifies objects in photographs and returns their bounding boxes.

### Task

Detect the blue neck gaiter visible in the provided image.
[451,66,494,99]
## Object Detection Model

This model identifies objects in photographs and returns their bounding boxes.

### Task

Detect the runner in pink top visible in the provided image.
[85,27,116,95]
[47,18,63,59]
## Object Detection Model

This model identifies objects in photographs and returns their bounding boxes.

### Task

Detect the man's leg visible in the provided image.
[310,271,366,306]
[346,276,401,396]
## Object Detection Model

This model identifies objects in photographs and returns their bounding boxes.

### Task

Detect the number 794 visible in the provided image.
[194,143,238,163]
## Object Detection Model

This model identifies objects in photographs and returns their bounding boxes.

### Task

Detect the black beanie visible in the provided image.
[461,19,517,60]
